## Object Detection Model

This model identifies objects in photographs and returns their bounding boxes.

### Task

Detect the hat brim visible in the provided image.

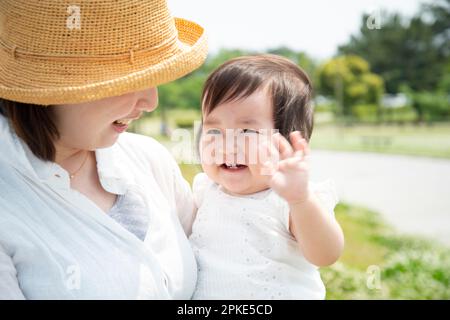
[0,18,208,106]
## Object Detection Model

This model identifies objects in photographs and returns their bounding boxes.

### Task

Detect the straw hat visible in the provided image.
[0,0,208,105]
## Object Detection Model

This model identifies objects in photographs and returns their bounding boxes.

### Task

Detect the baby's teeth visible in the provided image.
[115,119,132,125]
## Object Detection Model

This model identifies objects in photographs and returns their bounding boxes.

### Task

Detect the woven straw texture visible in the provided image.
[0,0,208,105]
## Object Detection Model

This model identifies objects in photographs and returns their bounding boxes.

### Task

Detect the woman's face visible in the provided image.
[52,88,158,151]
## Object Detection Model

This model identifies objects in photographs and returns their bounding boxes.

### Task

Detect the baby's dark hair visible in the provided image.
[201,54,314,141]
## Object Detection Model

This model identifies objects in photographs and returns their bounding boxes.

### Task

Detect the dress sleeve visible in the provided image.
[310,179,339,216]
[0,244,26,300]
[277,179,339,232]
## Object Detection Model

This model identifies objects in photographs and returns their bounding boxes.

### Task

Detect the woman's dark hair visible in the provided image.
[201,54,314,141]
[0,99,59,162]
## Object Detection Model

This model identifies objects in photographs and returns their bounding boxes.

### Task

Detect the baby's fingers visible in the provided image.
[273,132,294,160]
[262,160,276,176]
[260,139,280,164]
[290,131,310,160]
[278,156,304,172]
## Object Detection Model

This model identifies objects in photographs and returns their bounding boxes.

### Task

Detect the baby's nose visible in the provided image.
[223,142,246,164]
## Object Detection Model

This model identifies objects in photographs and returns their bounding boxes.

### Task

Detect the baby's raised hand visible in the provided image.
[262,131,311,205]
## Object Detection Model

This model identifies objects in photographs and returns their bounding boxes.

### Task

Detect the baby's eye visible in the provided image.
[241,128,260,135]
[205,128,222,135]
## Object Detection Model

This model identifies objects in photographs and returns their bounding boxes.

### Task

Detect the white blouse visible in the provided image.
[0,115,197,299]
[190,173,339,300]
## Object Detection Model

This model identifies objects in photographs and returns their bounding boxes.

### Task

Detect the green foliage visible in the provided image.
[402,85,450,122]
[202,48,252,74]
[321,203,450,299]
[351,104,379,122]
[173,110,201,129]
[158,73,205,110]
[339,1,450,94]
[317,55,385,117]
[158,48,318,113]
[382,105,418,123]
[158,49,252,113]
[382,249,450,299]
[336,0,450,123]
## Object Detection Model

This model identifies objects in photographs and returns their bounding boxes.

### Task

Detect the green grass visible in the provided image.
[322,203,450,300]
[178,163,202,185]
[178,164,450,300]
[311,122,450,159]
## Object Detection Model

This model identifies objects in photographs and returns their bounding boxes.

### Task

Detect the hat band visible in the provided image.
[0,33,178,64]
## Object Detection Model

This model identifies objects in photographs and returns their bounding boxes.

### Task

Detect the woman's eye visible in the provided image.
[205,128,222,135]
[241,128,260,134]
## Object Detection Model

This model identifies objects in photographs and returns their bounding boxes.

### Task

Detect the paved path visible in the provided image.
[309,150,450,246]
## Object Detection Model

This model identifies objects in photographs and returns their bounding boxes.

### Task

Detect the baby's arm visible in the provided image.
[264,132,344,267]
[288,192,343,267]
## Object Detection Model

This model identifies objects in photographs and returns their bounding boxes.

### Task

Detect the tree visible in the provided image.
[317,55,384,118]
[339,0,450,94]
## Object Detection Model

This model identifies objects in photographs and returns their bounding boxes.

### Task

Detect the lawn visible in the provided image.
[177,163,450,300]
[322,204,450,299]
[311,122,450,159]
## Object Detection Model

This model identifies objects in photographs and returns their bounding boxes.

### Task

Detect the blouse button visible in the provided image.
[54,174,61,178]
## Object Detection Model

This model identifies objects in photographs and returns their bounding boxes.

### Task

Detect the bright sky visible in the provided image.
[168,0,432,60]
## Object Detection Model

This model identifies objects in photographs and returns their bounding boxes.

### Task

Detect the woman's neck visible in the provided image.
[54,143,92,178]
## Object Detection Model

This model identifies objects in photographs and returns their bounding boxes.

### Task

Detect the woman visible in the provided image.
[0,0,207,299]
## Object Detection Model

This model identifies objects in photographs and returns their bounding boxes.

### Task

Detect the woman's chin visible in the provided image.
[96,134,121,149]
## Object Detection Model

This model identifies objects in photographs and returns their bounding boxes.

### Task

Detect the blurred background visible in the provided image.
[130,0,450,299]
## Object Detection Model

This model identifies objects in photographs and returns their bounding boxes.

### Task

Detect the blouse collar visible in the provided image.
[0,114,131,195]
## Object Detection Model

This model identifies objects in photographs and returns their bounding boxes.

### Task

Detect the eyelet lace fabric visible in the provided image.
[107,186,150,241]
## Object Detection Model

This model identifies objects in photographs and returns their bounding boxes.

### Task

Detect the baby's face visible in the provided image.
[200,88,275,196]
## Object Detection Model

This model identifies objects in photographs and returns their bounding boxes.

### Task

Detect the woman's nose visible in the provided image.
[134,87,158,112]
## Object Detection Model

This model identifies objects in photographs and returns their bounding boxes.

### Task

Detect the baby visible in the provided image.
[189,54,344,299]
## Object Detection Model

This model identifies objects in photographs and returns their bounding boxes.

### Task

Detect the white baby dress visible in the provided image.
[189,173,339,300]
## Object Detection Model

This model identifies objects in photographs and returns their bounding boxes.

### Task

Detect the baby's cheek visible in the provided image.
[243,139,263,166]
[201,164,220,184]
[248,163,271,188]
[200,141,221,166]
